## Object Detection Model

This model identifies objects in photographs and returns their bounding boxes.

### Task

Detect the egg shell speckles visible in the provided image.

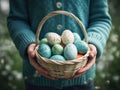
[38,44,51,58]
[47,32,61,45]
[52,44,63,55]
[64,43,78,60]
[61,30,74,45]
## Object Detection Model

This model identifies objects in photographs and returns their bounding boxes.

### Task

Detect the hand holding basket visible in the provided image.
[35,10,89,78]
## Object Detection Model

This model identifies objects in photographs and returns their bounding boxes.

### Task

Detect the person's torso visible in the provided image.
[27,0,90,39]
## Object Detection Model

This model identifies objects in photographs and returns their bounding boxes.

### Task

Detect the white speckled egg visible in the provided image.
[64,43,78,60]
[61,30,74,45]
[47,32,61,45]
[74,40,89,54]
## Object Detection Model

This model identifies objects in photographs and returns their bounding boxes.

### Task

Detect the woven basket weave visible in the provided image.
[35,10,89,78]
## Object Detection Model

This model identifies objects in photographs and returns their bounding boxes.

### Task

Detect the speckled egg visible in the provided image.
[47,32,61,45]
[61,30,74,45]
[64,43,78,60]
[73,32,81,44]
[38,44,51,58]
[74,40,89,54]
[52,44,63,55]
[50,55,65,61]
[40,38,48,44]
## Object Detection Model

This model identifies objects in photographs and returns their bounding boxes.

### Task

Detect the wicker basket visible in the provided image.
[35,10,89,78]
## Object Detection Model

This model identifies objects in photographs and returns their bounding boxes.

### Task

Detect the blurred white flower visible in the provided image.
[12,70,22,80]
[5,64,11,71]
[1,70,8,76]
[0,58,5,64]
[113,75,119,82]
[110,34,118,43]
[0,0,9,14]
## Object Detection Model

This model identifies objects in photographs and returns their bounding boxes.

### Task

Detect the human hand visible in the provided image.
[67,44,97,79]
[27,43,57,80]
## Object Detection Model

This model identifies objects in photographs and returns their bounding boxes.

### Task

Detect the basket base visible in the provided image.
[49,70,76,78]
[35,45,89,78]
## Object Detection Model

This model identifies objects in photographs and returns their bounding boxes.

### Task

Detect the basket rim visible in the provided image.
[35,10,88,45]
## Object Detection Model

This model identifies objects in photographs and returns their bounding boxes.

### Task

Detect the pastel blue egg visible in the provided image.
[74,40,88,54]
[50,55,65,61]
[73,33,81,44]
[64,43,78,60]
[38,44,51,58]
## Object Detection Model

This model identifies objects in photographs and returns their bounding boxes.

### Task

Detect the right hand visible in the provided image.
[27,43,57,80]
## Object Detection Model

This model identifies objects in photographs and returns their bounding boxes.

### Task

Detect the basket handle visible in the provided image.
[36,10,88,45]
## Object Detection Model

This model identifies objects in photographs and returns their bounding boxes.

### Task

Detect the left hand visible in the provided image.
[67,44,97,80]
[27,43,57,80]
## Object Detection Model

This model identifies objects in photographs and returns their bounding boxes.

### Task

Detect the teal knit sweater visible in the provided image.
[7,0,111,89]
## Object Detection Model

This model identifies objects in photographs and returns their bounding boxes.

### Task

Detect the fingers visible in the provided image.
[66,71,85,80]
[67,44,97,80]
[27,43,57,80]
[27,43,36,57]
[29,55,57,80]
[88,44,97,59]
[66,55,96,80]
[78,56,96,73]
[78,44,97,73]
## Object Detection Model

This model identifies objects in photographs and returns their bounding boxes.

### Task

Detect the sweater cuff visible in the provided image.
[87,33,103,59]
[18,31,35,60]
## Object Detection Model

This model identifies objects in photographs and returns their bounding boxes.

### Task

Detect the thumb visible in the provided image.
[27,43,36,57]
[88,44,97,59]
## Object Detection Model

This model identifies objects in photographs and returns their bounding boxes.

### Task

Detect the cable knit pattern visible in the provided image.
[7,0,111,89]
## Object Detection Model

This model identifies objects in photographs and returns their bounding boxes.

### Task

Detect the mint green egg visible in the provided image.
[50,55,65,61]
[74,40,88,54]
[38,44,51,58]
[40,38,48,44]
[52,44,63,55]
[64,43,78,60]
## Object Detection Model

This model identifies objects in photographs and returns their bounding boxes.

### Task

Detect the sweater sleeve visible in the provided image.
[87,0,112,59]
[7,0,35,59]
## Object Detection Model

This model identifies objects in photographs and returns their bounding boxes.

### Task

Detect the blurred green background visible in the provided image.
[0,0,120,90]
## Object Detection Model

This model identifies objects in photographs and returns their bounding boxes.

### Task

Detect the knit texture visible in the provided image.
[7,0,111,89]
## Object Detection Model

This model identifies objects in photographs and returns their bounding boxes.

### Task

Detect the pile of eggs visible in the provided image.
[38,30,89,61]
